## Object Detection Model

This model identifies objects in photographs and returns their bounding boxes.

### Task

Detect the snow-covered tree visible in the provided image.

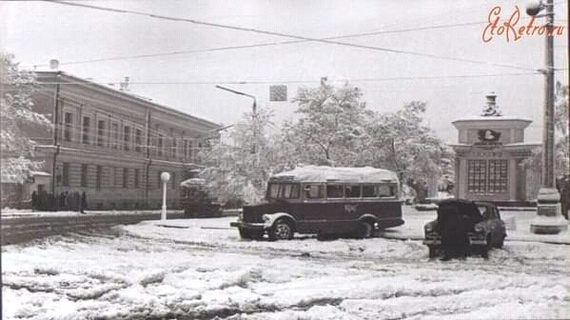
[199,106,279,204]
[281,78,372,167]
[1,53,52,183]
[365,101,447,202]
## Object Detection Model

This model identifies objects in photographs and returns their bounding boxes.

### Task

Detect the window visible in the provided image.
[110,122,119,149]
[304,184,325,199]
[268,183,300,199]
[171,172,176,189]
[157,171,162,188]
[326,185,344,198]
[82,116,90,144]
[362,185,378,198]
[158,135,163,156]
[134,169,140,188]
[81,164,88,187]
[97,120,105,147]
[123,168,129,188]
[488,160,508,193]
[188,140,193,161]
[64,112,73,142]
[96,165,102,190]
[135,129,142,152]
[172,139,177,159]
[468,159,508,194]
[62,163,70,187]
[123,126,131,151]
[183,139,189,160]
[345,185,361,198]
[378,185,396,197]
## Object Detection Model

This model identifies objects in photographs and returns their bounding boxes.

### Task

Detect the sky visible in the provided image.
[1,0,568,143]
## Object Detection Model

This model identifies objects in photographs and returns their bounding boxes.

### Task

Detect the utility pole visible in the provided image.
[526,0,567,234]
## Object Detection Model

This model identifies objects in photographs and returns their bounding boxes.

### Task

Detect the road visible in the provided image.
[2,216,569,320]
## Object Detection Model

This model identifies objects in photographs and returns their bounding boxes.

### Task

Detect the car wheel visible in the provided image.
[496,235,505,248]
[481,234,492,259]
[269,219,293,241]
[356,220,373,239]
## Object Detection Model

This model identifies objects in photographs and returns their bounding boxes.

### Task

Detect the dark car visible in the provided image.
[423,199,506,259]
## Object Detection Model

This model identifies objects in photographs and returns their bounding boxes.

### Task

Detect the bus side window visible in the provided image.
[378,185,393,197]
[327,185,344,198]
[305,184,324,199]
[362,185,378,197]
[345,185,361,198]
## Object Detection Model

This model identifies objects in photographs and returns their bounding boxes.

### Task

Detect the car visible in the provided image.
[423,199,507,259]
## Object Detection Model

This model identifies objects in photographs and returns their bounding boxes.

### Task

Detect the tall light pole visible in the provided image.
[526,0,567,234]
[215,85,258,153]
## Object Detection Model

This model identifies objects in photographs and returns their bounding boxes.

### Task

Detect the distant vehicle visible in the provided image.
[230,166,404,240]
[180,177,222,218]
[423,199,507,259]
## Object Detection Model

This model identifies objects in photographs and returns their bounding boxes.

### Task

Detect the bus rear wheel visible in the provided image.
[356,220,374,239]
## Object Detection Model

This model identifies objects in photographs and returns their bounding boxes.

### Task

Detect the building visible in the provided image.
[29,71,220,210]
[450,93,540,206]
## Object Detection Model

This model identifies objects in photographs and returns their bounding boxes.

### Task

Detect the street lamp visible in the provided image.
[526,0,567,234]
[160,171,170,221]
[215,85,258,153]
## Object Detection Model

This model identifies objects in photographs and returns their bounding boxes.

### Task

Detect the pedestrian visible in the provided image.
[31,191,38,211]
[80,191,87,213]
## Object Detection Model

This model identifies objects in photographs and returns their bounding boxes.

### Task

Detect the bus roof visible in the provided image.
[270,166,399,184]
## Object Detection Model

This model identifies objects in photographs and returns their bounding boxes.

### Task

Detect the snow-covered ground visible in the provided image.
[2,207,569,319]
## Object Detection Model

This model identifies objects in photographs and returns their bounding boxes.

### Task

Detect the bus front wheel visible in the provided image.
[269,219,293,241]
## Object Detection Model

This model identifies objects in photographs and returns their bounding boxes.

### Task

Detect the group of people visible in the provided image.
[31,190,87,213]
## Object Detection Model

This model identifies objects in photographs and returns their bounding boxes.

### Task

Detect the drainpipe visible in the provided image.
[51,74,61,194]
[144,108,152,206]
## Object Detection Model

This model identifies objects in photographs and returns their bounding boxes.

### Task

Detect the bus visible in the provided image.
[230,165,404,240]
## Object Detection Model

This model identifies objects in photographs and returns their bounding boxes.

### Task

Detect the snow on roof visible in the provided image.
[270,166,399,183]
[180,178,206,188]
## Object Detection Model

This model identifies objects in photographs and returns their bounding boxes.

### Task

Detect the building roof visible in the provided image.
[34,71,221,130]
[270,166,399,184]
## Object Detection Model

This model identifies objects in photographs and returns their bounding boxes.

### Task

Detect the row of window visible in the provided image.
[62,110,197,161]
[467,159,508,194]
[267,183,398,200]
[58,162,178,190]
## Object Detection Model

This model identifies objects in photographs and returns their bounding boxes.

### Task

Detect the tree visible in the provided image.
[281,78,371,167]
[365,101,448,202]
[199,106,280,204]
[1,53,52,183]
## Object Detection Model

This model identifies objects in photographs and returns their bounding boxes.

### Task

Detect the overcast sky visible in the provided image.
[1,0,568,142]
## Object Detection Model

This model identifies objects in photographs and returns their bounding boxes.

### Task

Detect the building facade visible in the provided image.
[31,71,220,210]
[451,93,540,205]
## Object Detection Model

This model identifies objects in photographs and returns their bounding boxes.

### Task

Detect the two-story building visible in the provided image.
[31,70,220,210]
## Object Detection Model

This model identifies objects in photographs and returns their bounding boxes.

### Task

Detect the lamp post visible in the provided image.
[526,0,567,234]
[215,85,258,153]
[160,171,170,221]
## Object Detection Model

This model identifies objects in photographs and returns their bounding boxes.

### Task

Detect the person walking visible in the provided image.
[80,191,87,214]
